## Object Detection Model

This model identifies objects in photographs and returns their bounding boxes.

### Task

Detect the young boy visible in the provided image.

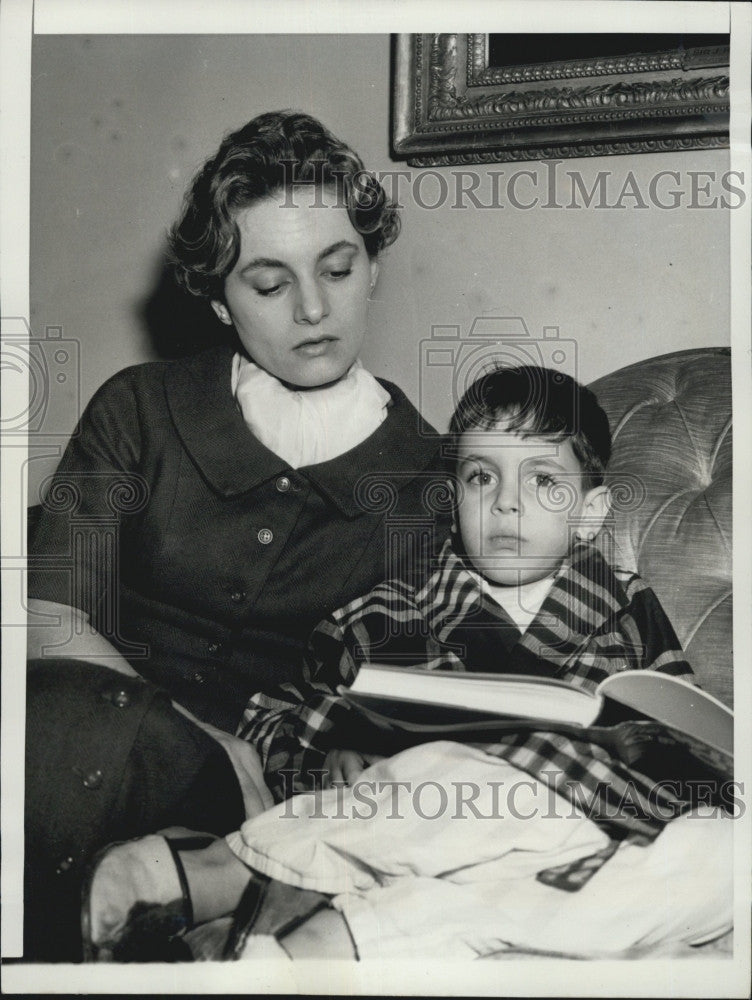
[86,367,728,962]
[240,363,694,797]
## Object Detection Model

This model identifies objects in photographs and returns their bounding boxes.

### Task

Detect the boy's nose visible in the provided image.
[491,481,520,514]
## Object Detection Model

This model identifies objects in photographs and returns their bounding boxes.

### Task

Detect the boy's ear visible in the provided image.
[445,476,461,532]
[445,476,458,509]
[579,485,610,539]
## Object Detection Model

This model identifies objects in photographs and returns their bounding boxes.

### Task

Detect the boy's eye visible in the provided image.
[467,469,497,487]
[531,472,556,488]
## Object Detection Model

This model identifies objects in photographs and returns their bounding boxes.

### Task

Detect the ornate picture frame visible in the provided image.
[392,34,729,164]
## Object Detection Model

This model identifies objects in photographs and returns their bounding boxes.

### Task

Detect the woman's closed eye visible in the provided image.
[253,273,290,297]
[254,265,353,297]
[320,246,358,281]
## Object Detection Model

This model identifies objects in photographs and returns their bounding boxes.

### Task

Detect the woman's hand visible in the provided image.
[323,748,385,788]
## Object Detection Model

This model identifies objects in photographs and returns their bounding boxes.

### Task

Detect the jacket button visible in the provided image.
[276,476,291,493]
[56,856,74,874]
[230,589,246,603]
[82,769,103,790]
[257,528,273,545]
[193,672,205,684]
[101,687,130,708]
[207,642,220,654]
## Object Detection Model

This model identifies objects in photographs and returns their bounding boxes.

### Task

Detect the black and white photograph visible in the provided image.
[1,0,750,994]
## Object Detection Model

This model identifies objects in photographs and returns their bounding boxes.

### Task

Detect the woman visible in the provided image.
[25,111,446,960]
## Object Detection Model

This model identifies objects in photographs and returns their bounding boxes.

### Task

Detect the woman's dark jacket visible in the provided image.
[28,345,448,731]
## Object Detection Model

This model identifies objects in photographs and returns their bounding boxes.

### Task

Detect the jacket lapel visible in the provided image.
[165,345,287,496]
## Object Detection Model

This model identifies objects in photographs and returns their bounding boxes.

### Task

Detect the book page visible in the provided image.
[599,670,733,754]
[348,666,599,725]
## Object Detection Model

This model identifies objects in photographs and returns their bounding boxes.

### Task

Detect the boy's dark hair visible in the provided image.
[449,365,612,488]
[169,110,400,300]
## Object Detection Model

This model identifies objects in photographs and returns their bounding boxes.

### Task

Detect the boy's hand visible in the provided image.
[323,749,384,787]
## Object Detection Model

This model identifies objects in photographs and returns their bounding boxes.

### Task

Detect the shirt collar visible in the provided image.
[165,344,443,515]
[421,538,627,641]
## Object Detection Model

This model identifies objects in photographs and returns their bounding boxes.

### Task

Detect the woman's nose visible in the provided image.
[294,279,329,325]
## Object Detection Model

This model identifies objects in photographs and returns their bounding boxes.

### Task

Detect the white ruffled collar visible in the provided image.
[232,353,391,469]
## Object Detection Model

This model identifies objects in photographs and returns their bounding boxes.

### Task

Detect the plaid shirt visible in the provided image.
[239,539,695,833]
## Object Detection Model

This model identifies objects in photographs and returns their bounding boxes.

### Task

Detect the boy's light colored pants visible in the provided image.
[226,742,733,959]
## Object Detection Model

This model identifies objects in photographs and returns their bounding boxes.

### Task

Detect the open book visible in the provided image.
[337,666,733,778]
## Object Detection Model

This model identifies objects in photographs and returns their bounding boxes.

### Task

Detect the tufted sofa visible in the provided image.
[590,347,732,707]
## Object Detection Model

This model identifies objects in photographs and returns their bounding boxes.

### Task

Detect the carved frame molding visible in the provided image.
[392,34,729,164]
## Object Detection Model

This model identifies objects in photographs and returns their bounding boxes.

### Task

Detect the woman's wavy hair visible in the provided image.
[168,110,401,299]
[449,365,612,490]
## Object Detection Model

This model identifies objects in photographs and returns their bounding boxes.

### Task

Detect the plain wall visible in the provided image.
[29,34,730,498]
